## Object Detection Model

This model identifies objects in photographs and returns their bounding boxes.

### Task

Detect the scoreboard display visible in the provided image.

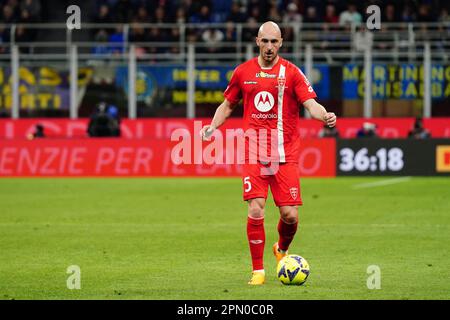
[337,139,450,176]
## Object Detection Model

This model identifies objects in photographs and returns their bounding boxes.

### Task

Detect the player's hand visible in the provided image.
[200,125,215,141]
[323,112,336,128]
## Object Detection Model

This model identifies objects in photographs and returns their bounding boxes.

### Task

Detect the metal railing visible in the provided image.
[0,22,449,119]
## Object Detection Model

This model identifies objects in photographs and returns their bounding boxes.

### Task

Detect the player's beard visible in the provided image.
[263,50,276,63]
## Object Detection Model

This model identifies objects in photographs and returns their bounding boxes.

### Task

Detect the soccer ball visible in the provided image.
[276,254,310,285]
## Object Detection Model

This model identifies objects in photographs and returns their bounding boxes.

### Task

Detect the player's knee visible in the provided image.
[248,201,265,219]
[248,206,264,219]
[280,206,298,224]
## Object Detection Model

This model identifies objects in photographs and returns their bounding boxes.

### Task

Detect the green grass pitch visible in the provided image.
[0,177,449,300]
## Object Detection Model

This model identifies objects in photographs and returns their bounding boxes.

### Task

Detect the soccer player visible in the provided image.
[200,21,336,285]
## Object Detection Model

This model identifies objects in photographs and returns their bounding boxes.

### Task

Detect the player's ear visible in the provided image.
[280,38,283,47]
[255,36,260,46]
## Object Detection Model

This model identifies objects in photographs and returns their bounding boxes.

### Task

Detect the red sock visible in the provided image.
[277,218,298,252]
[247,216,265,271]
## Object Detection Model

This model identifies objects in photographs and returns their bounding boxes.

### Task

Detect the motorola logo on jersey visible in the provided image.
[254,91,275,112]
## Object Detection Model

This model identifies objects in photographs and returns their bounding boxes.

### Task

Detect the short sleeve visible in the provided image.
[223,67,242,104]
[293,67,317,104]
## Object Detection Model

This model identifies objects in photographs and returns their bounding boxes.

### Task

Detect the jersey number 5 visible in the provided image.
[244,176,252,192]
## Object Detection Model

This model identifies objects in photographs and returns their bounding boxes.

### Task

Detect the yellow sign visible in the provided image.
[0,67,93,110]
[436,146,450,172]
[343,64,450,99]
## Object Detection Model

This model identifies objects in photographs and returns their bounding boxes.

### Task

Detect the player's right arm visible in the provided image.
[201,66,242,140]
[200,99,238,140]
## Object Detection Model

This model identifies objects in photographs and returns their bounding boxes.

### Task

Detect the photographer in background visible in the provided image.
[408,117,431,139]
[318,123,340,138]
[26,123,45,140]
[87,102,120,137]
[356,122,378,138]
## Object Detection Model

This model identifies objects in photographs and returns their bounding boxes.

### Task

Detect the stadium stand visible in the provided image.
[1,0,450,118]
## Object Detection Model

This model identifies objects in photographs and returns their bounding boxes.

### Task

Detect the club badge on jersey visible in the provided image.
[277,75,286,89]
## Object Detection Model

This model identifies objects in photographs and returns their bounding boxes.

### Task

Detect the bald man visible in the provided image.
[200,21,336,285]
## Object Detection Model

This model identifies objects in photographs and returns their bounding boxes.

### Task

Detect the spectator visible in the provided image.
[400,3,416,23]
[93,4,113,39]
[20,0,41,20]
[16,8,38,53]
[95,4,112,24]
[383,3,398,23]
[186,0,212,19]
[417,4,434,22]
[201,27,224,54]
[189,4,212,24]
[147,27,165,54]
[0,5,16,50]
[354,25,374,51]
[283,2,302,24]
[108,26,125,55]
[222,21,236,56]
[318,124,339,138]
[339,3,362,26]
[408,117,430,139]
[324,3,338,24]
[227,1,247,23]
[282,0,304,15]
[153,5,166,24]
[129,19,148,43]
[243,16,259,42]
[15,26,33,53]
[417,4,434,38]
[439,8,450,23]
[303,6,320,23]
[174,7,187,24]
[267,4,282,23]
[114,0,133,23]
[92,29,109,56]
[136,5,150,23]
[168,28,181,54]
[282,3,302,43]
[356,122,378,138]
[2,4,17,23]
[247,0,269,22]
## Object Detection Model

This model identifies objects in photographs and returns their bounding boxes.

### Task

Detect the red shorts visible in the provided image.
[242,162,302,207]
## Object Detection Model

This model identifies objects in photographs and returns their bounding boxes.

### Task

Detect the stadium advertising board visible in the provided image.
[115,65,330,105]
[343,64,450,99]
[0,67,93,111]
[0,138,334,177]
[337,139,450,176]
[1,119,449,177]
[1,134,448,177]
[1,118,450,139]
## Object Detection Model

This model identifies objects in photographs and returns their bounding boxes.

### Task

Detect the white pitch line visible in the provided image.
[352,176,412,189]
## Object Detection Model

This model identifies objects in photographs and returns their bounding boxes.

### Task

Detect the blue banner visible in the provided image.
[116,64,330,103]
[343,64,450,100]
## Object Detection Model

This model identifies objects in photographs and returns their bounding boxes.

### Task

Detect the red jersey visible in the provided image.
[223,56,317,163]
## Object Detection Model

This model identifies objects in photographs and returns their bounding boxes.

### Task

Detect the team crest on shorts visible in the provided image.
[289,187,298,200]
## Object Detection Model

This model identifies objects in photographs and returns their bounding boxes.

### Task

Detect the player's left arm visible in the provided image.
[303,99,337,127]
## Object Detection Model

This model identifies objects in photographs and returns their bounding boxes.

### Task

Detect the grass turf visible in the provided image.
[0,177,449,300]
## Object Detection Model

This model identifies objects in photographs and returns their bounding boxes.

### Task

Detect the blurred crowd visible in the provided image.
[0,0,41,53]
[0,0,42,24]
[86,0,450,56]
[89,0,450,26]
[2,0,450,56]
